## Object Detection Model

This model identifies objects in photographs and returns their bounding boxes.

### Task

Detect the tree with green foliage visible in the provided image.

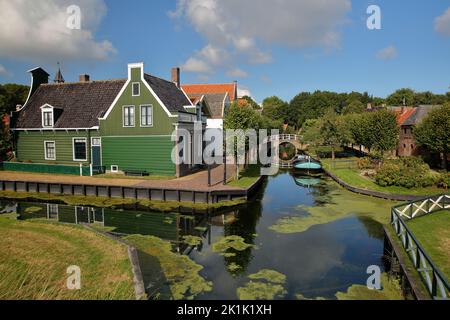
[0,84,29,160]
[414,103,450,170]
[240,96,261,110]
[342,100,366,115]
[262,96,287,121]
[367,110,399,156]
[386,88,415,106]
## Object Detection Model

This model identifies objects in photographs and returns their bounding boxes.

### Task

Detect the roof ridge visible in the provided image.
[182,83,236,86]
[41,79,126,86]
[144,73,174,84]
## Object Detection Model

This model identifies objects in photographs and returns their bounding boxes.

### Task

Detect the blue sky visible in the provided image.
[0,0,449,103]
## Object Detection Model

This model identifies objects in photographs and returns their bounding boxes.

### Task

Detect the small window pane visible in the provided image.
[123,106,135,127]
[132,83,140,96]
[74,139,87,161]
[92,138,101,146]
[141,105,153,127]
[43,111,53,127]
[45,142,56,160]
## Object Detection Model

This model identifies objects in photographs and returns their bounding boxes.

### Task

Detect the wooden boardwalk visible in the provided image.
[0,165,264,204]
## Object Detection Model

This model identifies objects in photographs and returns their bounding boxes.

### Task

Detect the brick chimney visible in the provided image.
[79,74,90,82]
[171,67,180,88]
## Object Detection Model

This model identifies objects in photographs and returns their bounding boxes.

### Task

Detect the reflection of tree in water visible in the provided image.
[221,179,267,276]
[290,172,337,206]
[357,216,384,240]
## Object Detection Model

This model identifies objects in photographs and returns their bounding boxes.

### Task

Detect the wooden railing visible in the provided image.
[391,195,450,300]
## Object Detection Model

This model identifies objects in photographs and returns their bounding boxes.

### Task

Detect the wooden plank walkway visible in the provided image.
[0,165,264,204]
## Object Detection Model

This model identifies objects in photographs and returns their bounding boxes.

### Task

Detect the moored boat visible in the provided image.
[292,155,322,171]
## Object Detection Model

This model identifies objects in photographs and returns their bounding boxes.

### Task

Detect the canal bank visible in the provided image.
[1,170,414,300]
[0,165,265,207]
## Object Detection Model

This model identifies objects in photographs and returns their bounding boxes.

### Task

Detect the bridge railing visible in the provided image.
[391,194,450,300]
[269,134,302,141]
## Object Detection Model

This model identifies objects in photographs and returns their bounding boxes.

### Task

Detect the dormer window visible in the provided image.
[41,104,55,128]
[132,82,140,96]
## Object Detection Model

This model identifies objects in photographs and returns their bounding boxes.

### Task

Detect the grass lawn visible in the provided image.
[407,210,450,280]
[228,165,261,189]
[321,159,443,196]
[0,217,136,300]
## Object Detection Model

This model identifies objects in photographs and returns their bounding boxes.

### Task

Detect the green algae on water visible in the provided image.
[125,235,212,300]
[237,269,288,300]
[296,294,326,300]
[181,235,203,247]
[24,206,43,214]
[248,269,286,284]
[335,273,404,300]
[227,263,242,272]
[269,185,397,234]
[212,236,254,257]
[237,281,287,300]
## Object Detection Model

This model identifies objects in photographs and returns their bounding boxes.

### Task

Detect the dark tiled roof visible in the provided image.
[402,105,441,126]
[14,80,127,129]
[189,92,227,119]
[144,74,191,113]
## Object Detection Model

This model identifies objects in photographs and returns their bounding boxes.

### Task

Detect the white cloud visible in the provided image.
[376,46,398,60]
[238,86,252,99]
[226,68,248,78]
[0,0,116,62]
[171,0,351,75]
[182,44,229,74]
[435,7,450,37]
[0,64,10,76]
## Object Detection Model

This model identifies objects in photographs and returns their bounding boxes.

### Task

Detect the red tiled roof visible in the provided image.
[182,83,237,101]
[395,108,417,126]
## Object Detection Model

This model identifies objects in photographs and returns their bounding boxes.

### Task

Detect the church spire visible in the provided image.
[54,62,65,83]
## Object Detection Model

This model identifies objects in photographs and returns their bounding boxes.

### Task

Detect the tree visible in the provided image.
[0,84,29,160]
[342,100,366,115]
[240,96,260,110]
[261,96,287,121]
[386,88,415,106]
[367,110,399,156]
[414,104,450,170]
[307,109,351,160]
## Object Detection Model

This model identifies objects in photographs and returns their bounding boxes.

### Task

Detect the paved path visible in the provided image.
[0,164,243,192]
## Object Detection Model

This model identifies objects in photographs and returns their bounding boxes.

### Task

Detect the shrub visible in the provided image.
[357,157,374,170]
[436,172,450,189]
[375,157,437,189]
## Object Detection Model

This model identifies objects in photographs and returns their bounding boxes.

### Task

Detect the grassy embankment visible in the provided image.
[0,216,136,300]
[320,158,443,197]
[228,165,262,189]
[407,210,450,280]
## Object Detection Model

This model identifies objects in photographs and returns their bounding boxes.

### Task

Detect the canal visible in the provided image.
[0,170,400,300]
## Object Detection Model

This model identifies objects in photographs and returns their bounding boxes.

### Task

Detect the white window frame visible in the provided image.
[111,165,119,173]
[132,82,140,97]
[44,141,56,160]
[123,105,135,127]
[72,137,88,162]
[140,104,153,127]
[41,104,55,128]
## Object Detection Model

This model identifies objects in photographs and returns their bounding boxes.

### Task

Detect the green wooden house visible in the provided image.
[8,63,205,177]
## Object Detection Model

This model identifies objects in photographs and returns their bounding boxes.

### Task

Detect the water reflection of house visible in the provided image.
[17,202,187,241]
[209,211,237,227]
